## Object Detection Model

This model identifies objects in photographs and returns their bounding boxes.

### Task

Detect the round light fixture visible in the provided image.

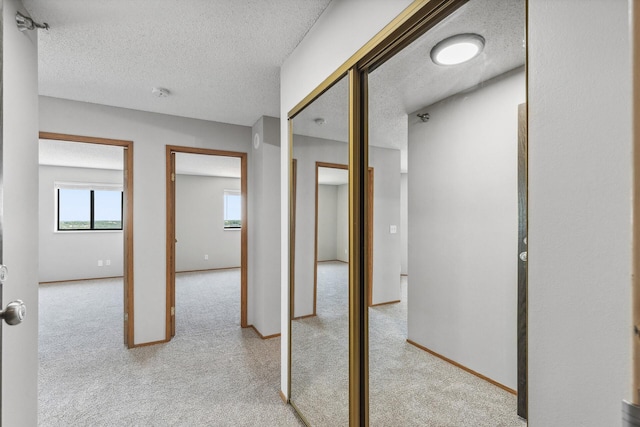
[314,118,326,126]
[430,34,485,66]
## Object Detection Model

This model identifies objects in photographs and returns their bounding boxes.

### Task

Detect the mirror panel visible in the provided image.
[366,0,527,424]
[290,75,349,425]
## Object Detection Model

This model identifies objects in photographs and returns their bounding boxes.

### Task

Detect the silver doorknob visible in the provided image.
[519,251,528,262]
[1,300,26,325]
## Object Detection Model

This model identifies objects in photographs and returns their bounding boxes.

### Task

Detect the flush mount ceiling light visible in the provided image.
[314,118,326,125]
[430,34,485,66]
[152,87,170,98]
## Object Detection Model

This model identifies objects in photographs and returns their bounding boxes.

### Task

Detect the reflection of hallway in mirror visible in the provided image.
[369,276,525,426]
[291,261,349,424]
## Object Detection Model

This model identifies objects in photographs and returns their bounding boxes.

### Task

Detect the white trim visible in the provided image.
[54,181,123,191]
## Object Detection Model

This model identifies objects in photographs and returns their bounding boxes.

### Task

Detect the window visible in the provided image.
[224,190,241,229]
[57,183,123,231]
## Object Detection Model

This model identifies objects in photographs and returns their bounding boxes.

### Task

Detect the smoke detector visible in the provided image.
[152,87,170,98]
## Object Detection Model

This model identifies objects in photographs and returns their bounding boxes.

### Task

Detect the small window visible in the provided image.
[57,183,123,231]
[224,190,241,229]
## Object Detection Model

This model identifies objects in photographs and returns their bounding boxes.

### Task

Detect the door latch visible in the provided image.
[1,300,26,325]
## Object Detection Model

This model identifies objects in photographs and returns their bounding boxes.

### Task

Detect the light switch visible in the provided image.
[390,225,397,234]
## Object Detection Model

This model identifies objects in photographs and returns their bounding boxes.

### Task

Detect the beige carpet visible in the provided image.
[38,270,302,426]
[40,265,525,426]
[291,262,526,426]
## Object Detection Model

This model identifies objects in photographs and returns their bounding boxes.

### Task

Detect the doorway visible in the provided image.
[165,146,248,339]
[313,162,374,314]
[38,131,134,347]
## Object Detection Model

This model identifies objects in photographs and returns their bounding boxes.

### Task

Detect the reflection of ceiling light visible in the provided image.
[430,34,485,66]
[314,118,326,125]
[152,87,170,97]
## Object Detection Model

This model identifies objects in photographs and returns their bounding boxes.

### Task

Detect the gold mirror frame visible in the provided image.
[287,0,528,424]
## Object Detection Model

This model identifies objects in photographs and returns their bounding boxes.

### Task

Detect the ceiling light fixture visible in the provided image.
[430,34,485,66]
[152,87,170,98]
[314,118,326,125]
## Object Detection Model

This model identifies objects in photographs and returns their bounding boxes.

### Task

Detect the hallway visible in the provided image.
[38,271,302,426]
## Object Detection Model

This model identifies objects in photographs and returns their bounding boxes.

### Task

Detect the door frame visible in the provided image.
[312,162,374,315]
[39,132,135,347]
[165,145,248,339]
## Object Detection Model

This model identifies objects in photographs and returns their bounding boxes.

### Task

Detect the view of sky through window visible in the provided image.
[224,190,241,228]
[58,188,122,230]
[58,189,90,228]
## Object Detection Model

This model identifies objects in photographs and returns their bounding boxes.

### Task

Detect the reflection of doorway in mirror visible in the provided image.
[315,163,349,317]
[289,74,351,426]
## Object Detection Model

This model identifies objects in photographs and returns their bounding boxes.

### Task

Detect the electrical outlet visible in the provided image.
[390,225,397,234]
[204,254,209,260]
[98,260,103,267]
[106,260,111,266]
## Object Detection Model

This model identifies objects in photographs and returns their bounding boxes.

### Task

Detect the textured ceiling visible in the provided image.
[292,0,525,172]
[175,152,240,178]
[29,0,524,173]
[40,139,241,178]
[318,166,348,186]
[39,139,124,170]
[23,0,332,127]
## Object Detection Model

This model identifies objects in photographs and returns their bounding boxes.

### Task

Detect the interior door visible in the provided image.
[1,1,41,425]
[517,102,528,419]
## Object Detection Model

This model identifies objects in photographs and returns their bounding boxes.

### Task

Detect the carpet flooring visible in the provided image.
[38,270,302,426]
[291,262,526,427]
[40,265,526,426]
[291,262,350,425]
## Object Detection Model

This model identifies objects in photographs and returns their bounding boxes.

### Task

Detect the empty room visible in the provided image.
[0,0,636,426]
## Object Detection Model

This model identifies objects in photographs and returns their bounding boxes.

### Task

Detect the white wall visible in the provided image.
[400,173,407,275]
[336,184,349,263]
[3,0,39,424]
[369,147,401,305]
[407,69,525,391]
[175,175,241,272]
[249,116,281,336]
[528,1,631,425]
[39,165,124,283]
[39,96,251,345]
[317,184,338,261]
